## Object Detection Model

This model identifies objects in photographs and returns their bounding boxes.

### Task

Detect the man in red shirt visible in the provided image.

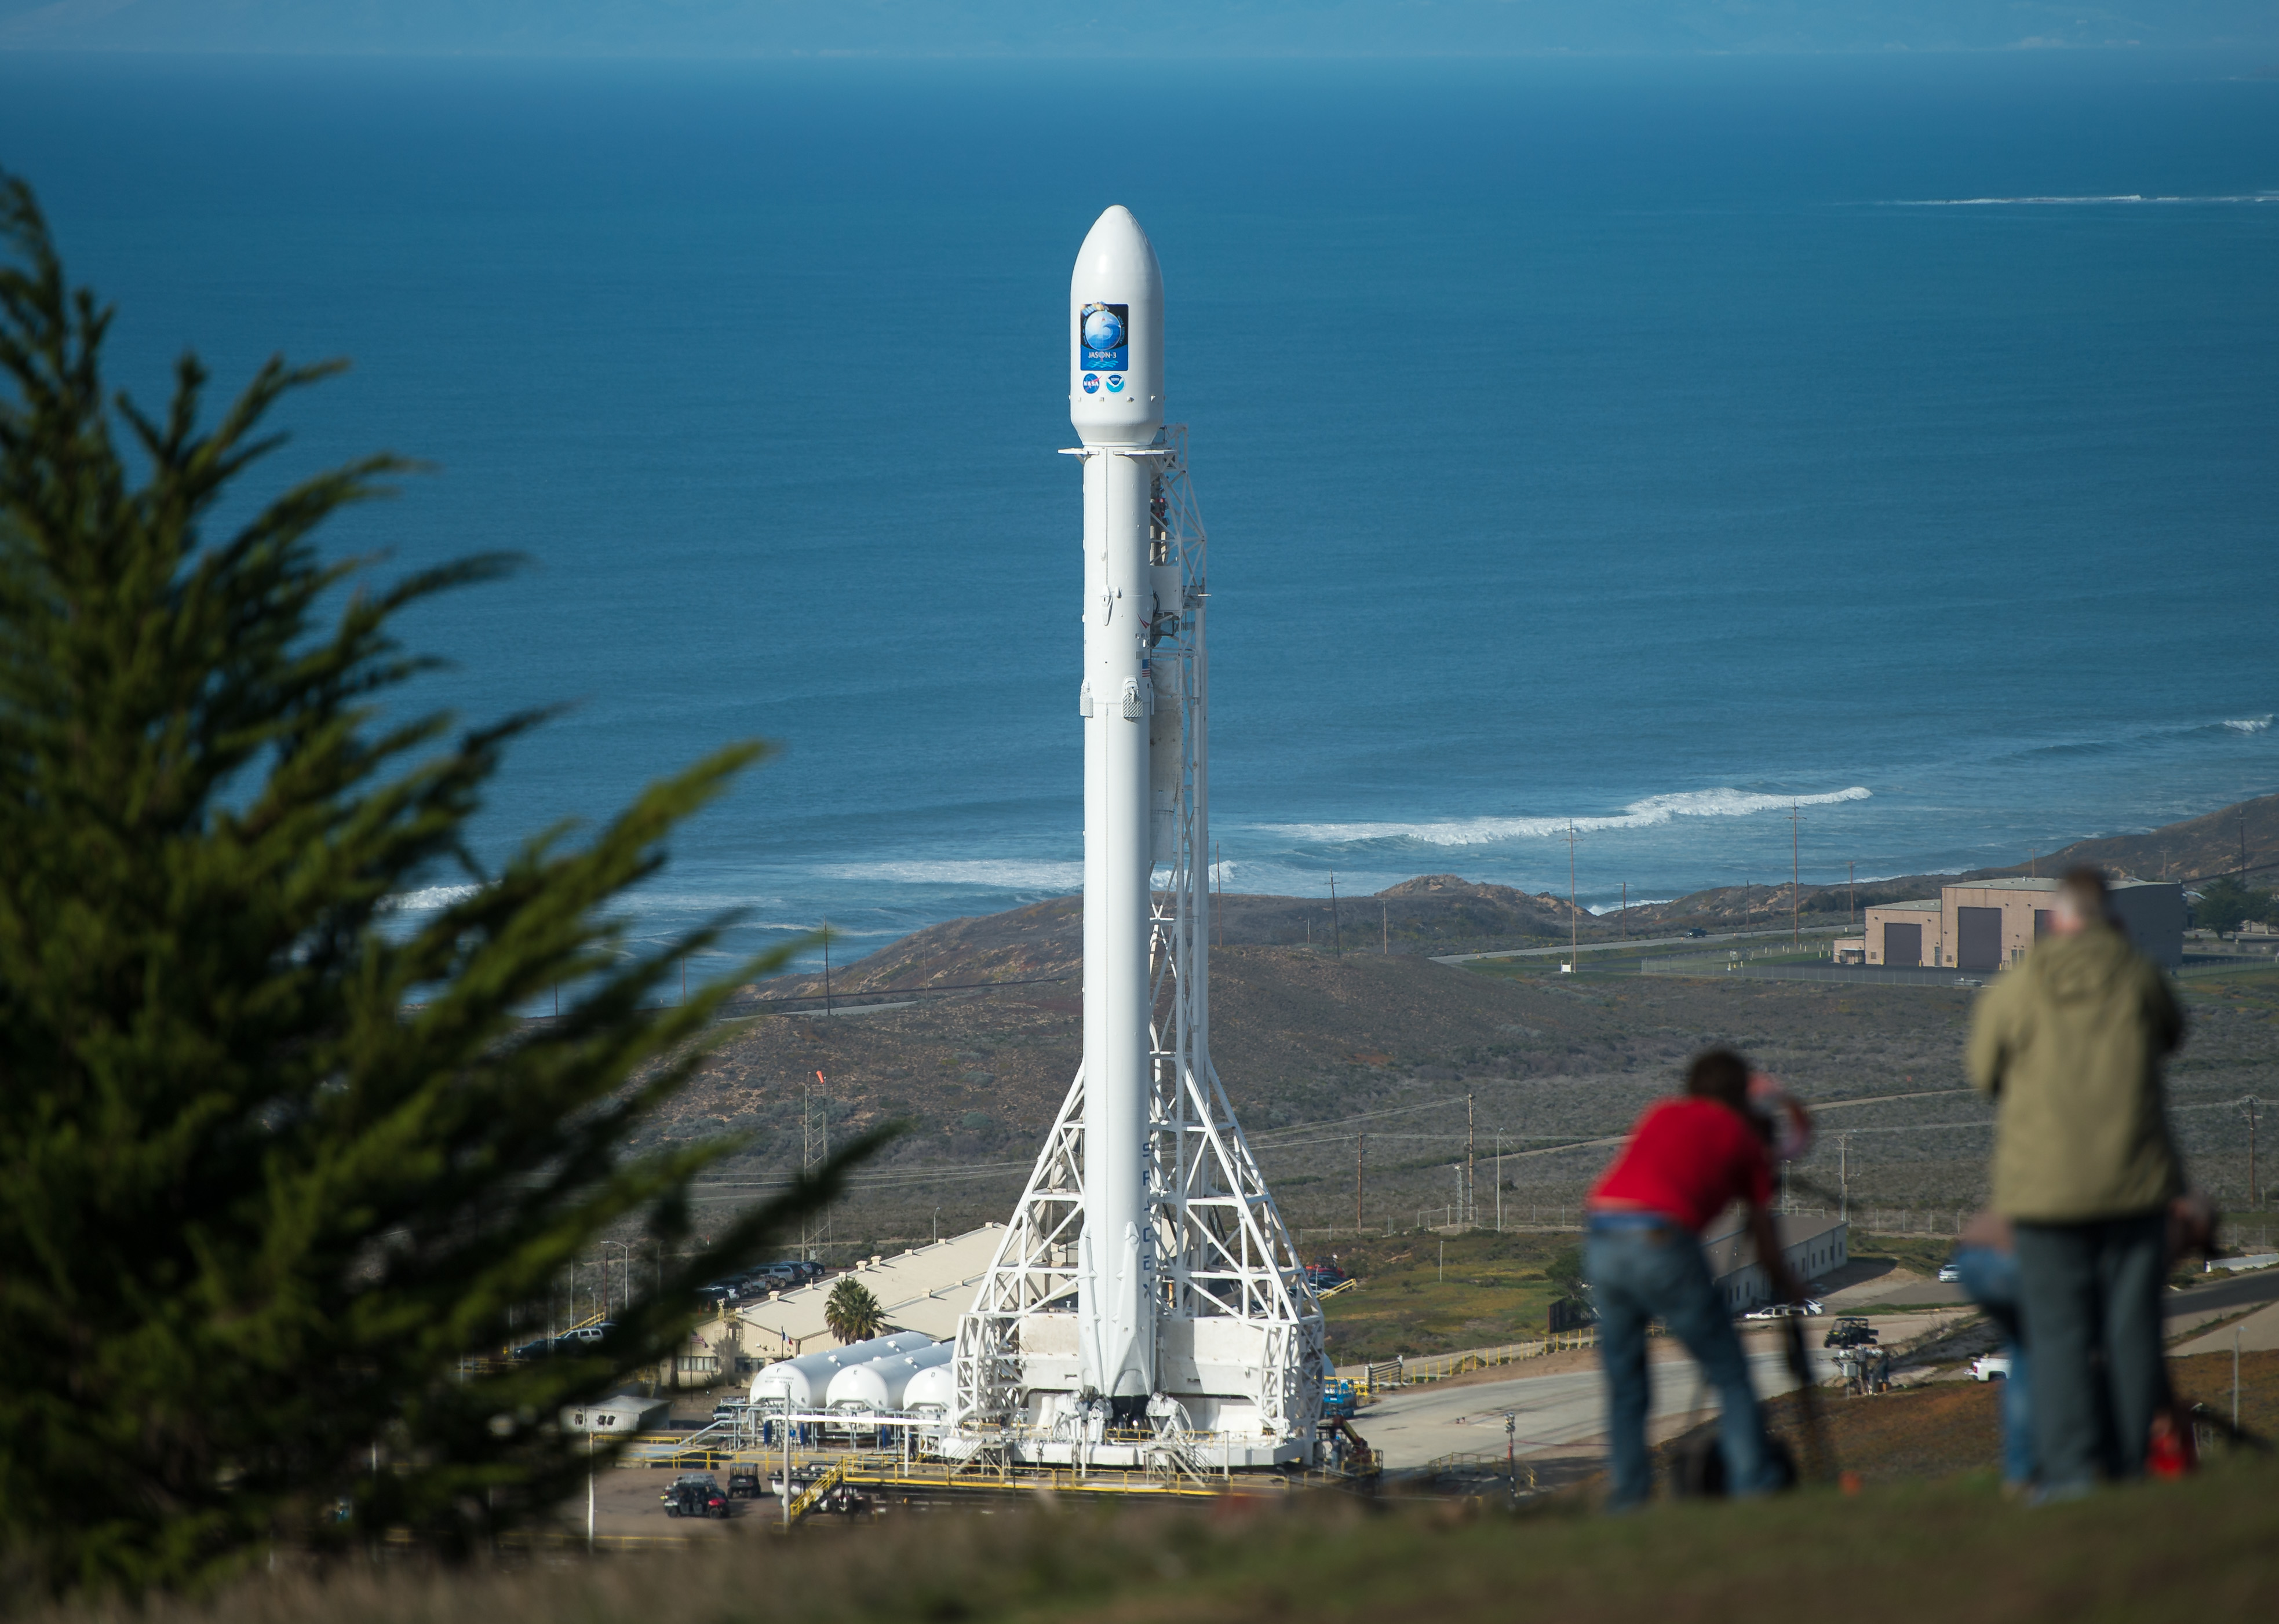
[1585,1048,1804,1510]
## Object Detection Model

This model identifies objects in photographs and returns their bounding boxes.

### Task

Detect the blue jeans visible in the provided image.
[1952,1243,2034,1487]
[2014,1211,2168,1495]
[1586,1220,1773,1510]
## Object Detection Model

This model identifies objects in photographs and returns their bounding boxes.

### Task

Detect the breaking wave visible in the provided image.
[1261,786,1873,848]
[2222,716,2273,734]
[818,858,1084,891]
[381,883,482,912]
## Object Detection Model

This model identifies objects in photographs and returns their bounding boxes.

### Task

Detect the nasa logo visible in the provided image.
[1081,373,1100,394]
[1105,375,1125,393]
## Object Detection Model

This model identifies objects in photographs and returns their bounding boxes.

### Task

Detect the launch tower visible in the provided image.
[946,207,1326,1471]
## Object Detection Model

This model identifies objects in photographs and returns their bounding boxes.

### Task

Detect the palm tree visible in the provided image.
[824,1277,885,1344]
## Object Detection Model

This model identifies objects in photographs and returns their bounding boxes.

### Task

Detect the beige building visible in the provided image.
[736,1225,1006,1359]
[1861,897,1943,968]
[1864,876,2183,972]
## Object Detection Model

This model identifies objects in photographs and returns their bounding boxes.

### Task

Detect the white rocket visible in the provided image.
[1069,205,1164,1411]
[948,206,1324,1468]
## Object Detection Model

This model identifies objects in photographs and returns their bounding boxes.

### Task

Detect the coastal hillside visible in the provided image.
[654,791,2279,1254]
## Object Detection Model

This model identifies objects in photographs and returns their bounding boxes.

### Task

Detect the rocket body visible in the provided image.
[1071,206,1163,1406]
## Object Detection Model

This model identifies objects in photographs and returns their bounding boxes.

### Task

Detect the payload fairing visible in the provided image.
[948,207,1326,1470]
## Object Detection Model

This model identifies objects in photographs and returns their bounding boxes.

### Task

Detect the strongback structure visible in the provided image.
[946,206,1325,1471]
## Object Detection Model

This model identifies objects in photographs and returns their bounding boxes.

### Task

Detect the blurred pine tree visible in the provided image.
[0,174,878,1592]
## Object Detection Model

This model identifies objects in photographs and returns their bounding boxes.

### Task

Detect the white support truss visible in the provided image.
[950,428,1327,1466]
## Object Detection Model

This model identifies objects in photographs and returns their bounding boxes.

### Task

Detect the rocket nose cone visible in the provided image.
[1073,205,1162,297]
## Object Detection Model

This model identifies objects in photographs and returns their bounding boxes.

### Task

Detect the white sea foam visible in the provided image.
[382,883,482,912]
[1889,194,2279,207]
[1260,786,1872,848]
[2222,716,2273,734]
[819,859,1084,891]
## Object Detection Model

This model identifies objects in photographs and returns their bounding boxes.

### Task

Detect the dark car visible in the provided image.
[1685,928,1708,939]
[661,1473,730,1519]
[727,1466,762,1499]
[1303,1261,1348,1291]
[1824,1316,1879,1349]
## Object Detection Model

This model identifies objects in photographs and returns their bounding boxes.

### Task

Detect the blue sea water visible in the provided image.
[1,52,2274,976]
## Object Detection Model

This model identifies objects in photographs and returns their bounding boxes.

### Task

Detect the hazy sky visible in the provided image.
[2,0,2277,57]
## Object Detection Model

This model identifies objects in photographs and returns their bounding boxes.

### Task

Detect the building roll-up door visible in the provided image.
[1957,906,2003,972]
[1883,922,1921,967]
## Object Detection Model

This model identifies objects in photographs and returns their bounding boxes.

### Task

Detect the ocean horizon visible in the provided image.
[2,50,2273,975]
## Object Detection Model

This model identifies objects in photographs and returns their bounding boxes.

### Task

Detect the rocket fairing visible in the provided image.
[1070,205,1164,1408]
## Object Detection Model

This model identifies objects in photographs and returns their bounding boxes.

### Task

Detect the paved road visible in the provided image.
[1357,1344,1842,1471]
[1432,926,1845,967]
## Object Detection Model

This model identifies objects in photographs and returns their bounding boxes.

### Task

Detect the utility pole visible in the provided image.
[1215,841,1223,947]
[1791,802,1801,947]
[2245,1096,2263,1209]
[1837,1133,1851,1221]
[1848,862,1856,932]
[1356,1132,1366,1231]
[822,917,832,1015]
[1567,823,1579,972]
[1466,1093,1476,1227]
[1330,871,1341,954]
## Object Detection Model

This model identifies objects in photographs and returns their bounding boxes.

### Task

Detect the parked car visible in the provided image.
[1824,1316,1879,1349]
[1742,1303,1802,1321]
[1937,1260,1963,1283]
[1685,928,1708,939]
[1971,1353,2012,1382]
[661,1473,730,1519]
[509,1337,560,1361]
[727,1466,762,1499]
[1303,1261,1349,1291]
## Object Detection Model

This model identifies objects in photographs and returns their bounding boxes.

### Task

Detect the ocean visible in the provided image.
[1,51,2273,977]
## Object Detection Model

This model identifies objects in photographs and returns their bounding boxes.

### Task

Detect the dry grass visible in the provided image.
[26,1447,2279,1624]
[1316,1228,1574,1362]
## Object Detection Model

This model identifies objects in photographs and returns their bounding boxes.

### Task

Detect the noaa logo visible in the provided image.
[1106,375,1125,393]
[1081,373,1099,394]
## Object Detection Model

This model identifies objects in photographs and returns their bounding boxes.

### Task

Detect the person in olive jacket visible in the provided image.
[1967,866,2184,1499]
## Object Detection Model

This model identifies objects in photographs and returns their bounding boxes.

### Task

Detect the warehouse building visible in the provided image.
[736,1224,1006,1359]
[1863,876,2183,972]
[1701,1211,1850,1313]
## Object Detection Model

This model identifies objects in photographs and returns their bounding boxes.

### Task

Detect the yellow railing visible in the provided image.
[785,1458,849,1520]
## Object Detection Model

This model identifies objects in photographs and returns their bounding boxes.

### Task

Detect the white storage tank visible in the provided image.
[749,1330,931,1411]
[560,1392,670,1435]
[902,1360,956,1425]
[823,1342,953,1416]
